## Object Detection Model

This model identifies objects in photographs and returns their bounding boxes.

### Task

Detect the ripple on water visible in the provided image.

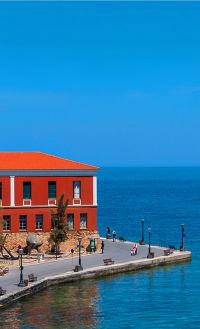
[1,168,200,329]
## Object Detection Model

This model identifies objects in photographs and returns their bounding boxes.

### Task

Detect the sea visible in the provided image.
[1,167,200,329]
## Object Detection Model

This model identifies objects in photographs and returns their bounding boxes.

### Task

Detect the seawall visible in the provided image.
[0,250,191,309]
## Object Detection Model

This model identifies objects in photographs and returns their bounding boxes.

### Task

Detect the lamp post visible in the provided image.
[18,248,25,287]
[147,227,151,258]
[180,224,185,251]
[77,237,83,270]
[141,219,144,244]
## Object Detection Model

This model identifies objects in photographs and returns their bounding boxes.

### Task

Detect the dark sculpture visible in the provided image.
[0,234,19,260]
[23,234,43,255]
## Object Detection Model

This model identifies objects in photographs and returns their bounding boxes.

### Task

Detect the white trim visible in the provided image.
[10,176,15,207]
[1,204,96,208]
[48,199,57,206]
[0,170,97,177]
[93,176,97,206]
[73,198,81,205]
[23,199,32,206]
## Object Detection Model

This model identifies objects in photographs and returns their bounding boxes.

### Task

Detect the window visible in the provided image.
[23,182,31,199]
[67,214,74,230]
[3,216,10,230]
[36,215,43,230]
[73,181,81,199]
[80,213,87,229]
[48,181,56,199]
[0,182,2,199]
[20,215,27,230]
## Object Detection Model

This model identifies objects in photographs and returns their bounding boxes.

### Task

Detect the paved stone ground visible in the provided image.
[0,239,164,295]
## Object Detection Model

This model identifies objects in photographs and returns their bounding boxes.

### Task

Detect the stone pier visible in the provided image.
[0,239,191,309]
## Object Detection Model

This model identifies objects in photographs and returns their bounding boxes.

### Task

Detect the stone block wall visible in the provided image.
[3,230,101,255]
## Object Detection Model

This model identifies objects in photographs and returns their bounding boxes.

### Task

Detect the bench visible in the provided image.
[103,258,115,265]
[28,273,37,282]
[0,266,9,276]
[0,287,6,295]
[164,249,173,256]
[118,237,126,242]
[3,267,9,274]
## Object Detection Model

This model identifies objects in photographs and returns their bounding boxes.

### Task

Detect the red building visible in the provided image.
[0,152,99,251]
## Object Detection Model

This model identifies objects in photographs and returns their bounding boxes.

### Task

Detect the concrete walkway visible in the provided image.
[0,239,163,295]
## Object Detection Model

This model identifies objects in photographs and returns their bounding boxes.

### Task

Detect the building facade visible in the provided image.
[0,152,99,252]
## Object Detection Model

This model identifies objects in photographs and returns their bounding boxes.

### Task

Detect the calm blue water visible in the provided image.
[1,167,200,329]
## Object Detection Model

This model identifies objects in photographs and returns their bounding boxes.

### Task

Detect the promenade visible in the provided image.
[1,240,162,294]
[0,239,191,308]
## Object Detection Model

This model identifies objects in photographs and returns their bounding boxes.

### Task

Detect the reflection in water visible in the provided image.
[1,282,101,329]
[0,262,198,329]
[1,167,200,328]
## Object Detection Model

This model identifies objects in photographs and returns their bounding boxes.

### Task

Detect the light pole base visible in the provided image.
[147,252,154,259]
[18,281,25,287]
[74,265,83,272]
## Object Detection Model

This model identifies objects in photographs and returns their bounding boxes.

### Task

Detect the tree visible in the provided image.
[0,207,4,246]
[0,208,6,258]
[49,194,69,259]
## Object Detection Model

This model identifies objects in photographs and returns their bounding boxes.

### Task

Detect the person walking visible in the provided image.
[112,230,116,242]
[101,240,105,254]
[106,227,111,239]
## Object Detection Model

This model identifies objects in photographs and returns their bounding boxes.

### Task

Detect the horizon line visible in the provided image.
[98,165,200,168]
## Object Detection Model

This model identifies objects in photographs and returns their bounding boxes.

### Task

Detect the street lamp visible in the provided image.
[180,224,185,251]
[18,248,25,287]
[147,227,151,258]
[141,219,144,244]
[77,237,83,270]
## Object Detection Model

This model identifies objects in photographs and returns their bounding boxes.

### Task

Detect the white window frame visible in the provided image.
[73,181,81,199]
[20,215,27,231]
[36,214,43,230]
[3,215,10,231]
[80,213,87,229]
[67,214,74,230]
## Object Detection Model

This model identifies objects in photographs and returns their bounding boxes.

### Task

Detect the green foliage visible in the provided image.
[49,194,69,248]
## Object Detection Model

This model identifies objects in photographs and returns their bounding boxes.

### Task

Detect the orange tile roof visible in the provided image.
[0,152,99,171]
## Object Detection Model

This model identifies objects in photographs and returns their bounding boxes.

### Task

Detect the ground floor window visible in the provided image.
[3,215,10,230]
[36,214,43,230]
[67,214,74,230]
[80,213,87,229]
[20,215,27,230]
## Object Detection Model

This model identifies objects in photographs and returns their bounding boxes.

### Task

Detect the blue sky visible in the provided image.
[0,2,200,166]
